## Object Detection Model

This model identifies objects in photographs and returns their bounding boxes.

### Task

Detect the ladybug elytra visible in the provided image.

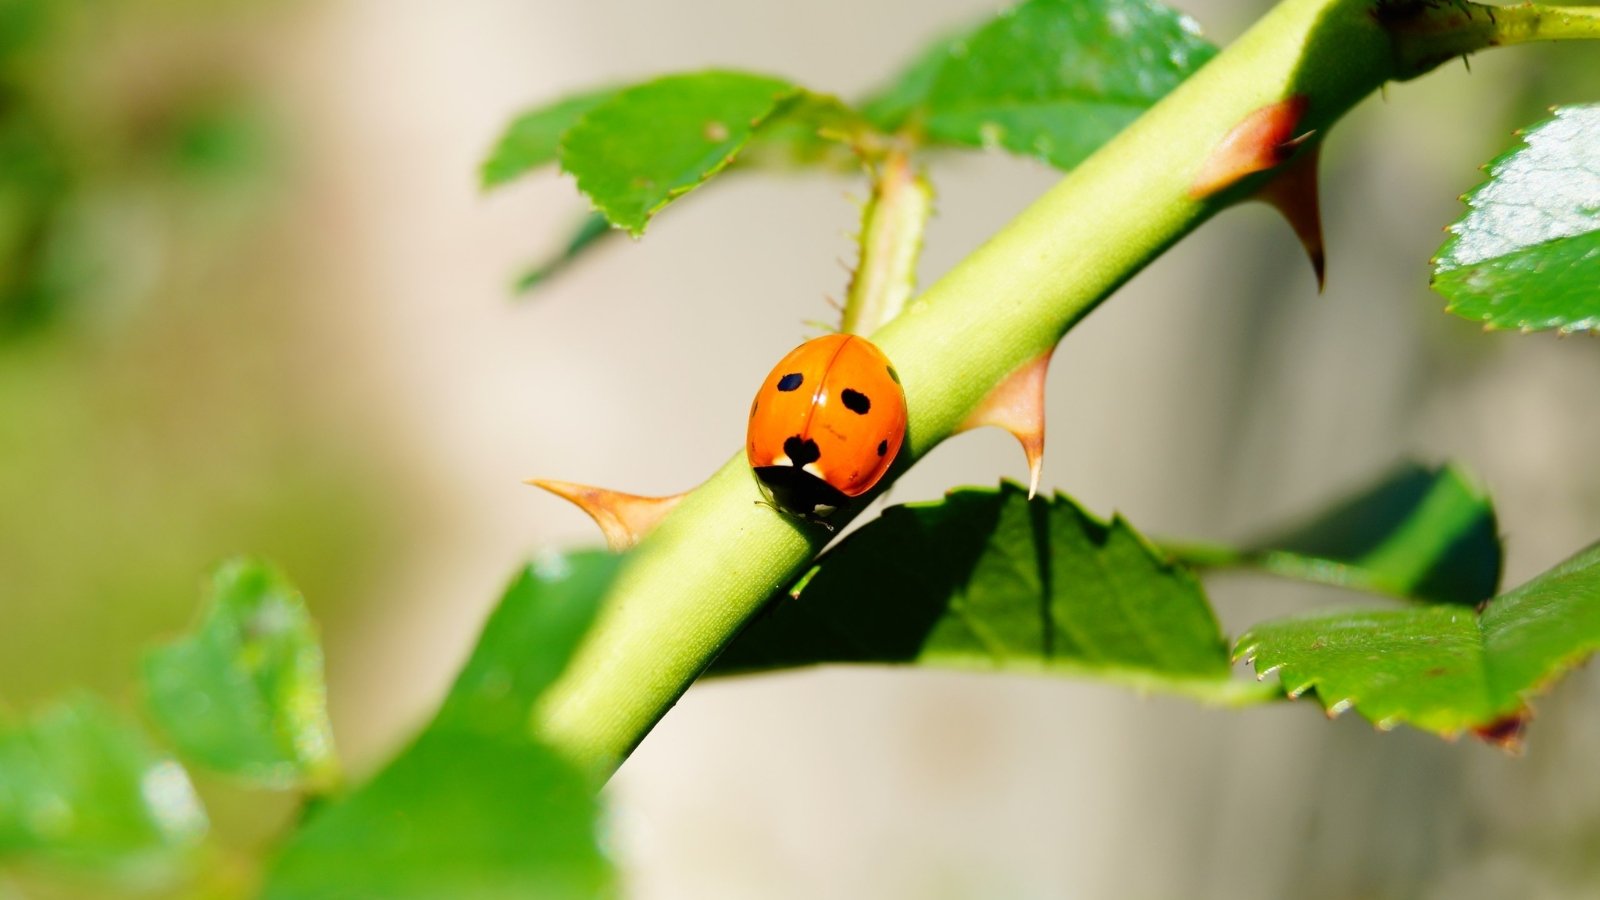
[746,334,907,521]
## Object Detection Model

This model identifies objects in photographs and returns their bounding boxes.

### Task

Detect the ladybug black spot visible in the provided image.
[777,373,804,392]
[783,436,822,466]
[876,439,888,457]
[841,389,871,415]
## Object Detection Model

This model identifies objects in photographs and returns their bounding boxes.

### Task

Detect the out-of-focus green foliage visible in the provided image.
[1433,104,1600,333]
[263,553,621,899]
[1172,463,1502,605]
[0,0,275,338]
[1237,541,1600,741]
[143,560,340,792]
[0,697,206,874]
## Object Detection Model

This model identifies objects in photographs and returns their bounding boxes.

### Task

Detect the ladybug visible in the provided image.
[746,333,907,522]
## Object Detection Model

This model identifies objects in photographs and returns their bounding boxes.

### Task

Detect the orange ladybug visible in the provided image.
[746,334,908,521]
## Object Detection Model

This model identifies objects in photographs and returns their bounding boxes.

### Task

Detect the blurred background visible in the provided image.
[3,0,1599,897]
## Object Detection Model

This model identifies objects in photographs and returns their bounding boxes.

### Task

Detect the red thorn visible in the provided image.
[1253,143,1326,290]
[959,349,1052,499]
[1190,95,1310,199]
[1471,711,1529,754]
[527,479,687,551]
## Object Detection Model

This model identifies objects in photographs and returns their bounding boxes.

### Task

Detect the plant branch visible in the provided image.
[840,149,933,335]
[533,0,1600,778]
[1385,1,1600,77]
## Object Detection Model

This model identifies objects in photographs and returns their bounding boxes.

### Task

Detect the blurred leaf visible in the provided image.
[262,551,622,900]
[516,212,614,294]
[559,71,861,235]
[1236,541,1600,744]
[1433,104,1600,333]
[481,87,620,188]
[713,482,1272,704]
[0,697,207,872]
[1171,463,1501,605]
[861,0,1217,169]
[143,559,339,791]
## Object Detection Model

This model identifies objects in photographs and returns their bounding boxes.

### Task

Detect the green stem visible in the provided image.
[533,0,1592,777]
[840,149,933,335]
[1386,1,1600,75]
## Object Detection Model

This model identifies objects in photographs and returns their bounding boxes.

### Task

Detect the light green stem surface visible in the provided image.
[534,0,1590,776]
[840,150,933,335]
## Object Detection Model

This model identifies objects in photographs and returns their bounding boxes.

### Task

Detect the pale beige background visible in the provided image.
[260,1,1600,897]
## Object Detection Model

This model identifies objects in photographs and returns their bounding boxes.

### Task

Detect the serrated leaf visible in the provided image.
[481,87,620,188]
[559,70,851,235]
[1172,463,1501,605]
[861,0,1217,169]
[142,559,339,790]
[0,697,207,872]
[1433,104,1600,333]
[1236,541,1600,742]
[713,482,1271,704]
[261,551,621,900]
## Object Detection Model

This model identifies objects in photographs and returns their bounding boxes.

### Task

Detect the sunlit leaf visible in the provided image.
[559,71,861,235]
[481,87,621,188]
[1236,541,1600,744]
[1433,104,1600,333]
[1171,463,1501,605]
[261,552,621,900]
[0,697,206,872]
[143,559,339,790]
[861,0,1217,169]
[713,482,1271,704]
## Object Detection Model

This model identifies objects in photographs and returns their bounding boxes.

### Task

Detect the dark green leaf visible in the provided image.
[261,551,622,900]
[1236,541,1600,742]
[1433,104,1600,333]
[1171,463,1501,605]
[142,559,339,790]
[713,483,1271,704]
[558,71,805,235]
[0,697,207,871]
[516,212,614,293]
[481,88,620,188]
[861,0,1217,169]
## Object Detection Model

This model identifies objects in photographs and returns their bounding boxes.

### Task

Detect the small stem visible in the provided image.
[840,149,933,335]
[1385,1,1600,79]
[1490,3,1600,44]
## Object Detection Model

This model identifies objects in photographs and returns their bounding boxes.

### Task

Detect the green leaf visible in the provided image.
[1236,541,1600,743]
[261,551,621,900]
[0,697,207,872]
[1171,463,1501,605]
[713,482,1271,704]
[481,87,620,188]
[861,0,1217,169]
[1433,104,1600,333]
[558,70,803,235]
[143,559,339,791]
[515,212,614,294]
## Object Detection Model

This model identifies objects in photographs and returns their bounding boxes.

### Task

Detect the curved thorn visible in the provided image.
[527,479,688,551]
[1190,95,1310,199]
[959,349,1052,499]
[1254,143,1326,290]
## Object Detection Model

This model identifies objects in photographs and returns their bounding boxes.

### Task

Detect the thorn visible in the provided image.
[958,349,1053,499]
[1190,95,1310,199]
[1253,143,1326,290]
[527,479,687,551]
